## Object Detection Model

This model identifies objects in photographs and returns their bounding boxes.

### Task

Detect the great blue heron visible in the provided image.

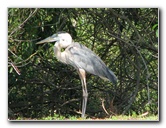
[36,32,117,118]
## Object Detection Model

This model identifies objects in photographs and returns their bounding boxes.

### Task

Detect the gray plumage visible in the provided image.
[64,42,117,84]
[36,32,117,118]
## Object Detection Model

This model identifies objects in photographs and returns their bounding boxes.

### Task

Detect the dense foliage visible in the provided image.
[8,8,158,119]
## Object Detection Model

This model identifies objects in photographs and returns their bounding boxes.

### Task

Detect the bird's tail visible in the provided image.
[107,69,117,84]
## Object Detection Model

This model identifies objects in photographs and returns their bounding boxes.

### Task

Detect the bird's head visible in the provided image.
[36,32,73,48]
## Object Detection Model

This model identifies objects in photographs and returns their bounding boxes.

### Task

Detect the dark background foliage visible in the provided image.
[8,8,158,119]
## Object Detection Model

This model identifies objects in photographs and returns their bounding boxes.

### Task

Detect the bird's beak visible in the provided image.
[36,35,59,44]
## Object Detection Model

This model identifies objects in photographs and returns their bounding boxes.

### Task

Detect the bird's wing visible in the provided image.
[64,43,117,84]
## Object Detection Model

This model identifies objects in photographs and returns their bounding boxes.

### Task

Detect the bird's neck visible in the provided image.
[54,42,66,63]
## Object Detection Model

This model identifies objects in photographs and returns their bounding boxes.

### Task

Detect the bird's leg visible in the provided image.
[78,69,88,118]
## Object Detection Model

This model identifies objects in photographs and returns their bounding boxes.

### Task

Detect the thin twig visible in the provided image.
[9,62,21,75]
[100,98,109,115]
[61,98,79,107]
[9,8,38,37]
[8,49,39,68]
[129,41,150,103]
[8,48,23,61]
[16,51,38,65]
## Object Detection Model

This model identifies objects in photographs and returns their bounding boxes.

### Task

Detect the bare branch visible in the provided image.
[100,98,110,115]
[9,8,38,37]
[9,62,21,75]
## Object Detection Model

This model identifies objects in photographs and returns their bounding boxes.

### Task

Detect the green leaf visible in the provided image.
[152,24,158,30]
[9,67,13,73]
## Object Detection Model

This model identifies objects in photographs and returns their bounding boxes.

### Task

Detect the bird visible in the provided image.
[36,32,117,118]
